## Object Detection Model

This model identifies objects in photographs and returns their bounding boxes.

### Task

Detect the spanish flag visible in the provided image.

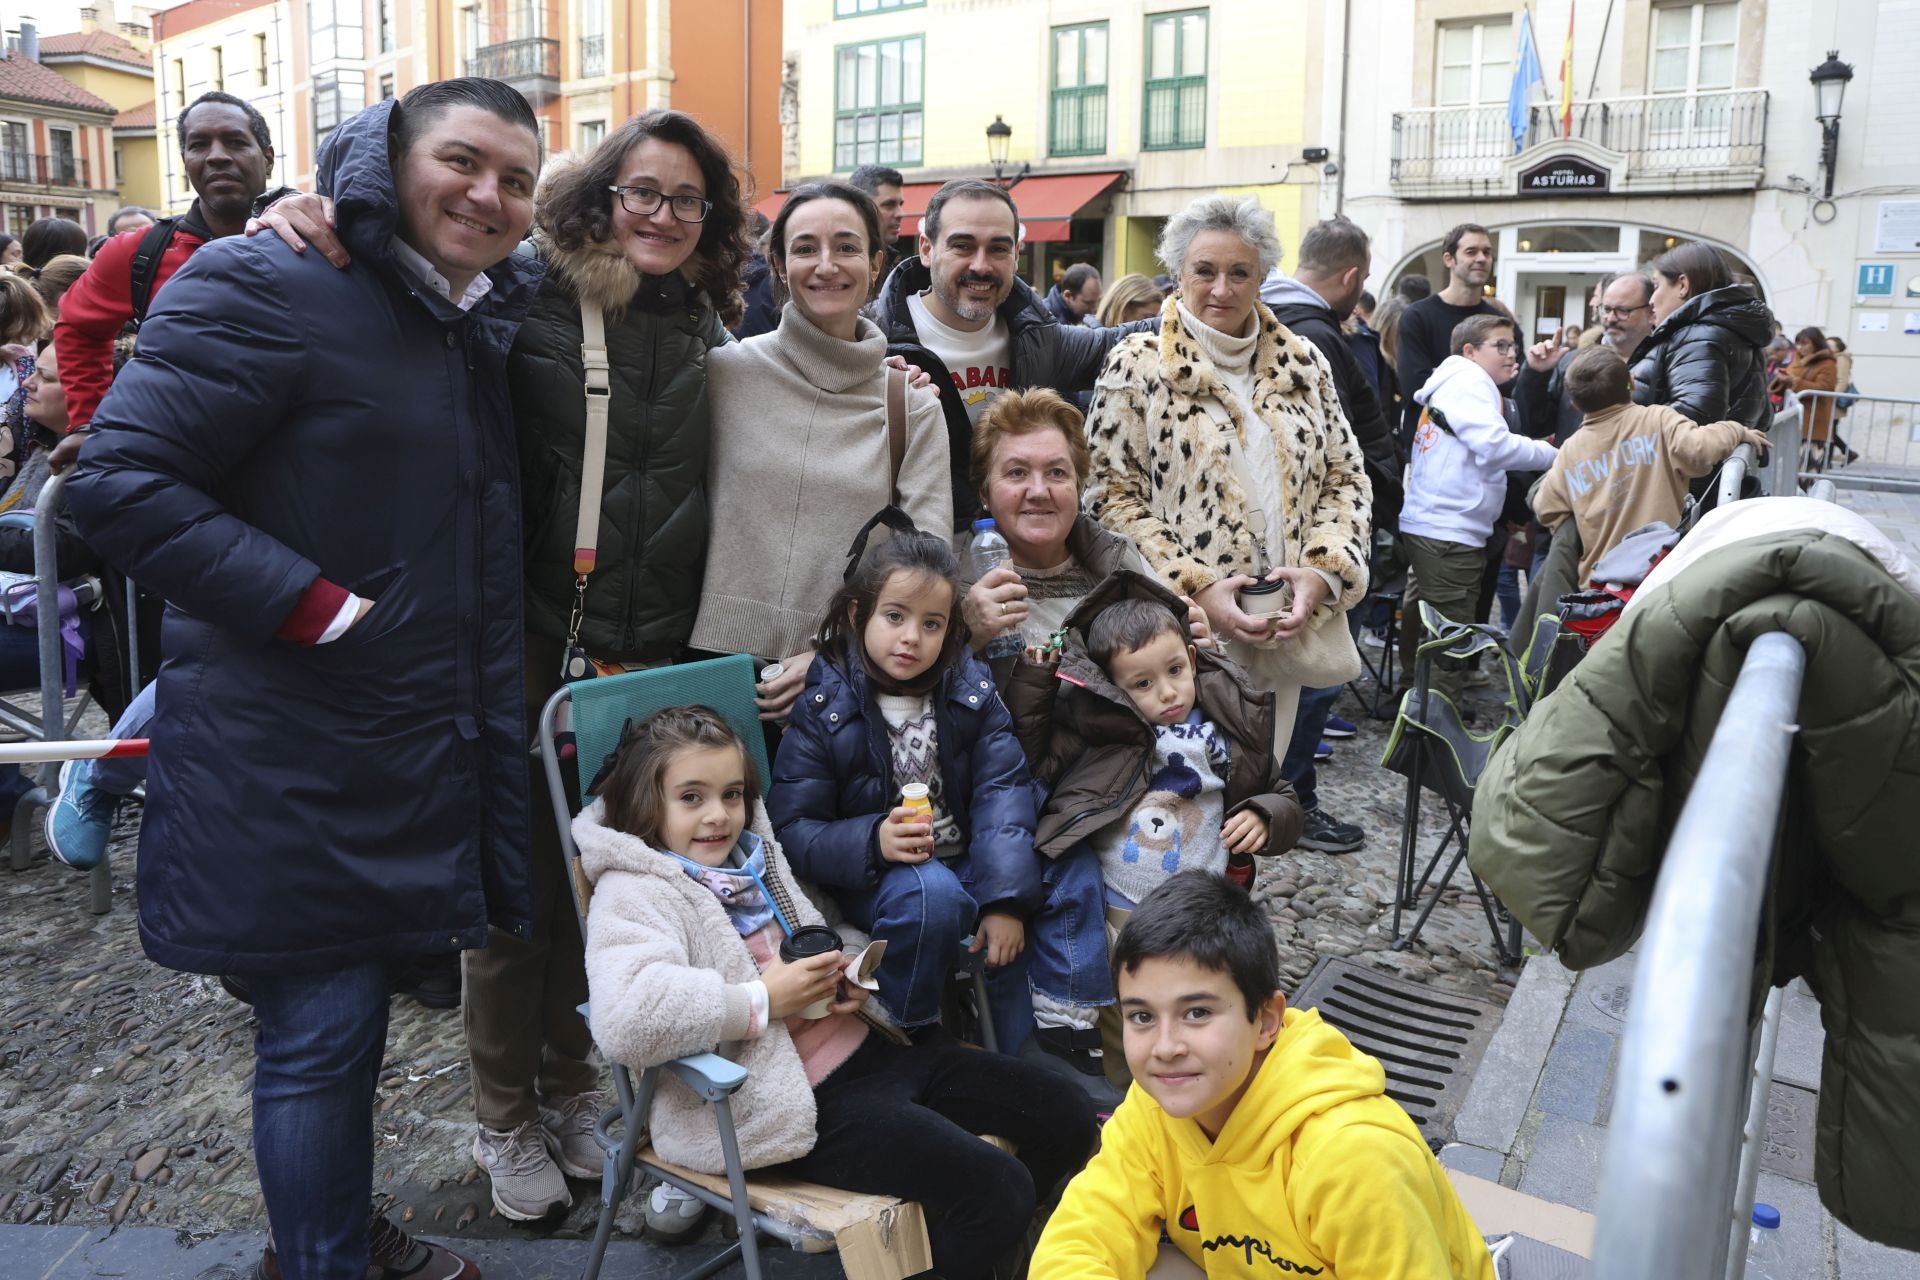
[1559,2,1576,138]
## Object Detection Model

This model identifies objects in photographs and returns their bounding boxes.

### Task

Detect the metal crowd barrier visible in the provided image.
[1791,388,1920,493]
[1,470,128,914]
[1591,632,1806,1278]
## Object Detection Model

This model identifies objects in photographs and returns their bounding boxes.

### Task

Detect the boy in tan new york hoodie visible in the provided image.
[1533,346,1771,584]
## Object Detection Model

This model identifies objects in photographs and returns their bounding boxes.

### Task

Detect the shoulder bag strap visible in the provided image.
[564,301,613,669]
[885,365,907,506]
[128,218,180,325]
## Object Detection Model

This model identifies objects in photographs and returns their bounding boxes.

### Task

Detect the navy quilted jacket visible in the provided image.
[768,646,1041,915]
[65,101,538,973]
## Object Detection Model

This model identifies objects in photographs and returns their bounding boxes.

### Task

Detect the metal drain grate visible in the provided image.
[1290,957,1501,1143]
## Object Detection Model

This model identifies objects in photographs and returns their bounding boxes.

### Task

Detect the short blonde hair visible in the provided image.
[1096,273,1162,328]
[970,388,1092,497]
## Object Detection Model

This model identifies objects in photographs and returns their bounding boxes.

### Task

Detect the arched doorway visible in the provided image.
[1386,222,1767,344]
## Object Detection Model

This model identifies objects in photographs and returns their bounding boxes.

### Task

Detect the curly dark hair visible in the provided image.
[538,109,750,328]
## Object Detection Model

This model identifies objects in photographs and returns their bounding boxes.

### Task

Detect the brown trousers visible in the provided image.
[462,632,598,1129]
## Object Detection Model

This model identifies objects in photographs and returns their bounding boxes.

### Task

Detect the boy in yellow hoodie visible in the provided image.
[1032,871,1494,1280]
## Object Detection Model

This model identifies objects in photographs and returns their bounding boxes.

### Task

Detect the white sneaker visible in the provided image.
[538,1089,604,1179]
[645,1179,712,1244]
[471,1120,570,1221]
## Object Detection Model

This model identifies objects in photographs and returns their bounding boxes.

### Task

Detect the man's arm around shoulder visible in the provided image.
[1046,315,1159,394]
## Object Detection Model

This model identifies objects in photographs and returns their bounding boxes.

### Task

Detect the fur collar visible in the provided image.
[1156,294,1319,402]
[538,231,651,313]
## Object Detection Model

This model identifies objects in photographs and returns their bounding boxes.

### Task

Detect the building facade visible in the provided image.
[1331,0,1920,398]
[152,0,295,211]
[0,31,121,237]
[40,10,162,213]
[778,0,1332,291]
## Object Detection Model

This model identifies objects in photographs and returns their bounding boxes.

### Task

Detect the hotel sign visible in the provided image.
[1517,155,1611,196]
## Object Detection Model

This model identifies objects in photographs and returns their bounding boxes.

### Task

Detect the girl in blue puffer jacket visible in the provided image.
[767,527,1042,1049]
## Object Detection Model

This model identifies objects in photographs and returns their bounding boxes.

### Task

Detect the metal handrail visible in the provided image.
[1715,442,1754,507]
[1592,632,1806,1277]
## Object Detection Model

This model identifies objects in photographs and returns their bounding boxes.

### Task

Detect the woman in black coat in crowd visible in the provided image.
[1629,241,1775,432]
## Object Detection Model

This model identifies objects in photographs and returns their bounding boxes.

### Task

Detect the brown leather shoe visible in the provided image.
[254,1207,481,1280]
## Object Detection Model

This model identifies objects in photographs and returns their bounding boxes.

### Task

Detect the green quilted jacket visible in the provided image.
[1472,529,1920,1250]
[511,235,729,663]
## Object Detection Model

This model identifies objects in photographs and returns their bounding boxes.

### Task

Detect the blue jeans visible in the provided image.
[90,678,153,797]
[244,961,392,1280]
[839,855,1033,1053]
[1026,843,1114,1011]
[1281,684,1342,813]
[1496,560,1523,632]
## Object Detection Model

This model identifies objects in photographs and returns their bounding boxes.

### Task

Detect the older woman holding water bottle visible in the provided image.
[961,389,1208,685]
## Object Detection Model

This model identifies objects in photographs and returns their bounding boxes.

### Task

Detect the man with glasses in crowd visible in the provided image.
[1517,271,1659,442]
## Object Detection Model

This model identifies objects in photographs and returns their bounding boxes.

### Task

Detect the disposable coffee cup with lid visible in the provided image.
[778,924,844,1019]
[759,661,786,685]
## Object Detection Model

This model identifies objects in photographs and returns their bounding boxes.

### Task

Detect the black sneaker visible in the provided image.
[255,1205,481,1279]
[393,953,462,1010]
[1022,1029,1126,1111]
[1296,807,1364,854]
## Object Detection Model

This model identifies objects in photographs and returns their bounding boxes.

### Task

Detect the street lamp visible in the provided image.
[1809,50,1853,200]
[986,115,1012,181]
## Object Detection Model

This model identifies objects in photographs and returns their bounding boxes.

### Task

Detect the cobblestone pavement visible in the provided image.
[0,673,1514,1246]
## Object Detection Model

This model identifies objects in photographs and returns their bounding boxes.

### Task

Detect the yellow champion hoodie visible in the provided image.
[1032,1007,1495,1280]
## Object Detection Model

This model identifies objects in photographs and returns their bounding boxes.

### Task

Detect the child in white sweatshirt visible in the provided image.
[1402,314,1557,698]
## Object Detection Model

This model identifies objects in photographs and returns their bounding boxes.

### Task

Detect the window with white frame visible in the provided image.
[1647,1,1738,160]
[579,119,605,150]
[1434,18,1514,158]
[47,127,75,185]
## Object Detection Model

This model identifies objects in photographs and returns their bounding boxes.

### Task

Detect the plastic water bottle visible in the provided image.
[1745,1203,1782,1277]
[968,518,1024,660]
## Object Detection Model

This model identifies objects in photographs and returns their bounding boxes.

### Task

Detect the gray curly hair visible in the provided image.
[1157,194,1283,279]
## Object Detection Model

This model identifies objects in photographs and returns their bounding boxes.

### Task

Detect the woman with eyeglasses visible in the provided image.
[688,181,950,728]
[476,107,749,1224]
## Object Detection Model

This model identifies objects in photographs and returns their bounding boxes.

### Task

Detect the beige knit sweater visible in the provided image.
[692,303,950,660]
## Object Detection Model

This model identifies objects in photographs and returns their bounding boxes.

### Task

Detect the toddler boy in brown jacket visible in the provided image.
[1534,346,1770,584]
[1002,570,1301,1089]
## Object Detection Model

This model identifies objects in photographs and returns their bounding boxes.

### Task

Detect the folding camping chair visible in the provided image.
[537,654,995,1280]
[1346,529,1407,720]
[1379,603,1525,966]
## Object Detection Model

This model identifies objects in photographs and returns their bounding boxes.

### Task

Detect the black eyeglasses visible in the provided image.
[607,185,712,223]
[1601,304,1652,319]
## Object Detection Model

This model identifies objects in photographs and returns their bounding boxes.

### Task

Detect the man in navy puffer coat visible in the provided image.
[65,81,542,1279]
[770,647,1040,1052]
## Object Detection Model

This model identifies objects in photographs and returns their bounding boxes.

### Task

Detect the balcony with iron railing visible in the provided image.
[0,152,89,189]
[1391,87,1768,198]
[579,32,605,78]
[467,35,561,104]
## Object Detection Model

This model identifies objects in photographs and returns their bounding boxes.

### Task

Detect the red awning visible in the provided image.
[753,171,1125,244]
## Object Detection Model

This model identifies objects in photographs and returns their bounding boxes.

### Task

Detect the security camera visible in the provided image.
[1303,146,1330,162]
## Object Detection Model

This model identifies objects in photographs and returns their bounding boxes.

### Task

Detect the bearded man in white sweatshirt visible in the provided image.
[1401,314,1557,701]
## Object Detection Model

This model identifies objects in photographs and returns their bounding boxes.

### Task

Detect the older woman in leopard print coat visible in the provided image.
[1082,195,1372,754]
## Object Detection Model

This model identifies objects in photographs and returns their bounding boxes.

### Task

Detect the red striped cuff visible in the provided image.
[277,576,349,646]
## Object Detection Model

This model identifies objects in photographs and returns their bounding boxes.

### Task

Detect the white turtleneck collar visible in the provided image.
[1177,300,1258,378]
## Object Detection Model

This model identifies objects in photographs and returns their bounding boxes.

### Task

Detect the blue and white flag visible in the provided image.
[1508,11,1544,154]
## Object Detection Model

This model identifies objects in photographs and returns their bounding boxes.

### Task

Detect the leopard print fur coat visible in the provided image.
[1083,297,1373,621]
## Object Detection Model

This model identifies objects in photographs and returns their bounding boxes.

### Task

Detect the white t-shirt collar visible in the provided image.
[389,236,494,312]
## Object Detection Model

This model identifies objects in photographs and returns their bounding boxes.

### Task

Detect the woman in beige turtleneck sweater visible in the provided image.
[693,183,950,719]
[1082,194,1372,755]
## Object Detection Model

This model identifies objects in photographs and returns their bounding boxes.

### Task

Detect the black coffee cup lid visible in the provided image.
[1240,577,1288,596]
[779,924,842,960]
